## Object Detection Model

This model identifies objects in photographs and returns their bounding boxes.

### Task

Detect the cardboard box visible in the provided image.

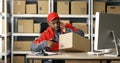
[65,60,100,63]
[18,19,34,33]
[107,6,120,14]
[13,56,24,63]
[14,1,26,14]
[26,4,37,14]
[71,1,87,15]
[57,1,69,14]
[61,20,70,24]
[14,41,32,51]
[2,38,10,53]
[72,23,88,34]
[111,61,120,63]
[93,2,106,14]
[38,0,48,14]
[59,32,90,52]
[34,23,40,33]
[14,56,42,63]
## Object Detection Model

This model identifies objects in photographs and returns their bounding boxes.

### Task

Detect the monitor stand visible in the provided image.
[88,31,120,56]
[104,31,120,57]
[87,49,111,56]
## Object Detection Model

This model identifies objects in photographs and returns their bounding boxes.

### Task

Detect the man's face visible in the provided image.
[48,19,60,30]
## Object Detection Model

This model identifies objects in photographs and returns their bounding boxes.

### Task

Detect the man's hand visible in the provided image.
[47,40,56,47]
[60,22,66,32]
[59,43,64,48]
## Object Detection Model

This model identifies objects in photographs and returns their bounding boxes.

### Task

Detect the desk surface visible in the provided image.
[26,52,120,60]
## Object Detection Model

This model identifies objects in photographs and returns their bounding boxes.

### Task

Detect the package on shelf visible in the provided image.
[26,4,37,14]
[18,19,34,33]
[93,1,106,14]
[14,55,42,63]
[2,37,10,53]
[71,1,87,15]
[57,0,70,14]
[13,56,24,63]
[14,41,32,51]
[14,0,26,14]
[59,32,90,52]
[38,0,48,14]
[107,6,120,14]
[65,60,100,63]
[34,23,41,33]
[2,20,9,34]
[72,22,88,34]
[60,20,70,24]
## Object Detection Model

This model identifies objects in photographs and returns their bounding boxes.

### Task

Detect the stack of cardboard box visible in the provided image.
[71,1,87,15]
[38,0,48,14]
[34,23,40,33]
[14,56,42,63]
[14,41,32,51]
[18,19,34,33]
[14,0,26,14]
[72,23,88,34]
[26,4,37,14]
[107,6,120,14]
[14,0,49,14]
[17,19,41,33]
[57,1,69,14]
[93,1,106,14]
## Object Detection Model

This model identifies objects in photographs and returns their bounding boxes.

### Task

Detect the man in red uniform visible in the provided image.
[31,12,84,63]
[31,12,84,53]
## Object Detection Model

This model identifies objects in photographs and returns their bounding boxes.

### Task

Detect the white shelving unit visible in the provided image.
[9,0,120,62]
[0,1,2,62]
[1,0,11,63]
[11,0,91,63]
[11,0,51,63]
[0,1,3,63]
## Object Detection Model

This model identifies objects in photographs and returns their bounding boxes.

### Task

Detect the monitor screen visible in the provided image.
[94,12,120,51]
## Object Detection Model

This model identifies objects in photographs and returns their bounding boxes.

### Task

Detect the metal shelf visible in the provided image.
[13,33,41,36]
[92,15,96,18]
[59,15,89,18]
[2,13,10,17]
[13,14,48,18]
[13,33,88,37]
[2,32,11,37]
[85,34,89,37]
[2,50,10,56]
[13,51,32,54]
[91,34,95,37]
[12,14,89,18]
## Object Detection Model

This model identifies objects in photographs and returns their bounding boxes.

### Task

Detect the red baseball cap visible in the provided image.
[47,12,59,22]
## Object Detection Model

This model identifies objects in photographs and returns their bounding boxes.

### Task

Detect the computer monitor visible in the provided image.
[94,12,120,56]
